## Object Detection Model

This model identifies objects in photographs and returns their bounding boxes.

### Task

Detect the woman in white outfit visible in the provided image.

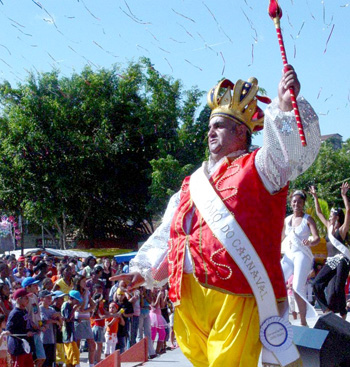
[281,190,320,326]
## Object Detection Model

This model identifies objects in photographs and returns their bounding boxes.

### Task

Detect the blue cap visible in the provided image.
[69,290,83,304]
[21,277,40,288]
[52,290,66,299]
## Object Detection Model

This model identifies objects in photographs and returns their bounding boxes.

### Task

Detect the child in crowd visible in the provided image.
[22,277,46,367]
[0,283,12,320]
[90,293,106,365]
[104,302,124,357]
[39,290,62,367]
[114,288,133,353]
[0,314,10,367]
[50,291,66,367]
[61,290,82,367]
[6,288,35,367]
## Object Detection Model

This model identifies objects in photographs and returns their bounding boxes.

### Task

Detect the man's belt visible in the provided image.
[190,164,301,367]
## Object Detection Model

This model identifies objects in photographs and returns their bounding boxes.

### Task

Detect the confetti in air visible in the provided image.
[220,51,225,75]
[172,9,196,23]
[184,59,202,71]
[324,24,335,53]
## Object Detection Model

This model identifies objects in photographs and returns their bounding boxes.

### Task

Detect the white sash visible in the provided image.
[190,164,301,367]
[282,230,314,262]
[328,225,350,260]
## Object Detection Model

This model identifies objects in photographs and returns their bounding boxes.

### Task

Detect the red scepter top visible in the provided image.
[268,0,307,146]
[268,0,283,20]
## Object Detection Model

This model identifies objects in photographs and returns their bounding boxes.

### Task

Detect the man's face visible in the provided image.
[53,297,64,308]
[1,266,10,278]
[27,283,38,294]
[208,116,245,161]
[17,295,29,308]
[63,266,72,279]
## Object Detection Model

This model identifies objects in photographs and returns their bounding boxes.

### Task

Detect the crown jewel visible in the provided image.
[207,78,271,133]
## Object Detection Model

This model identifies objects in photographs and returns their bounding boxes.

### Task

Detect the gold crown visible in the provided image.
[207,78,270,133]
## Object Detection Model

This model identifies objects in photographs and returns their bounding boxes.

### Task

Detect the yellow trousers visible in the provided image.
[174,274,261,367]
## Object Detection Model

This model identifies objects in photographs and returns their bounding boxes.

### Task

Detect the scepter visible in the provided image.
[268,0,307,147]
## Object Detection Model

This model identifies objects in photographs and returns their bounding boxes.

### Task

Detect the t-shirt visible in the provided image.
[50,305,63,343]
[61,302,75,343]
[83,266,94,277]
[116,300,133,337]
[74,290,91,319]
[130,290,140,317]
[106,316,120,334]
[40,306,56,344]
[101,270,113,290]
[27,294,41,330]
[6,307,34,356]
[91,303,106,328]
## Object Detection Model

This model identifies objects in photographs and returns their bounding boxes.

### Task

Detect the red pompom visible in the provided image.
[268,0,283,19]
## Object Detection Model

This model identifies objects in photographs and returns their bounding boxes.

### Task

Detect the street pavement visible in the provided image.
[80,345,191,367]
[80,309,350,367]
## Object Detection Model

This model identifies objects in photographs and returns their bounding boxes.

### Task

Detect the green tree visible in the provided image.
[0,58,210,246]
[290,138,350,235]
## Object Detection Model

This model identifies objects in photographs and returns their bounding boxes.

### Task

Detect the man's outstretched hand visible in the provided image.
[109,272,145,290]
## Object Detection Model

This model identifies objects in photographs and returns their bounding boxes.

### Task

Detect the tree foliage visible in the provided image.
[290,139,350,234]
[0,58,206,247]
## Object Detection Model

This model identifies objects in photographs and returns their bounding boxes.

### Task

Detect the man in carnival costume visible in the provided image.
[111,65,321,367]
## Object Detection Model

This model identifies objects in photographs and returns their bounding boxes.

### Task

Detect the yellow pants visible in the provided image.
[63,342,80,365]
[56,343,65,364]
[174,274,261,367]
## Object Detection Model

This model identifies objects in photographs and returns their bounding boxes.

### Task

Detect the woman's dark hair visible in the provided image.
[0,283,9,300]
[73,275,86,294]
[83,256,96,268]
[331,207,345,226]
[0,314,5,324]
[61,264,72,277]
[42,278,53,290]
[290,190,307,201]
[34,261,48,273]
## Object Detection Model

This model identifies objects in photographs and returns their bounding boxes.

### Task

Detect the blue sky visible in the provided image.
[0,0,349,146]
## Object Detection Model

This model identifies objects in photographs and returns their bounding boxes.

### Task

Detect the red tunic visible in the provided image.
[168,150,288,306]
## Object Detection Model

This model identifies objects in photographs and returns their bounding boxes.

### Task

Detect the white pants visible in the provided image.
[281,251,317,318]
[104,332,118,355]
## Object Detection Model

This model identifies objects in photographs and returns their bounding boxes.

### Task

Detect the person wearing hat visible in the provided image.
[6,288,35,367]
[50,291,66,367]
[22,277,46,367]
[61,290,82,367]
[112,66,321,367]
[113,284,133,354]
[39,290,61,367]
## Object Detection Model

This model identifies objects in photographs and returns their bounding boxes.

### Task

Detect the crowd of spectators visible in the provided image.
[0,253,176,367]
